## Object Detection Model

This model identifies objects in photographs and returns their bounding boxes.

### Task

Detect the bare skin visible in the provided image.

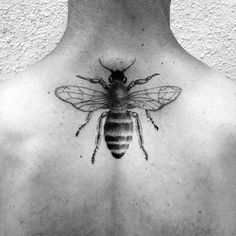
[0,0,236,235]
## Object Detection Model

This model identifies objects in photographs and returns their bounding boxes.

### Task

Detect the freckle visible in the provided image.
[172,61,175,64]
[142,28,145,31]
[48,91,51,94]
[161,62,164,64]
[141,43,144,47]
[199,210,202,213]
[80,155,83,158]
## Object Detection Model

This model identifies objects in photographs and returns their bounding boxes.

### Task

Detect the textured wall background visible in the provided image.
[0,0,235,81]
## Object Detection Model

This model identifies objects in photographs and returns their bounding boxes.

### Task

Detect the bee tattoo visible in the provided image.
[55,59,182,164]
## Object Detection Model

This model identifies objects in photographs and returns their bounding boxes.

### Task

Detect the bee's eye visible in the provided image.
[109,76,112,83]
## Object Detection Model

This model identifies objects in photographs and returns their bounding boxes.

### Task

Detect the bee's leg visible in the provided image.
[146,110,159,131]
[76,111,93,137]
[76,75,109,90]
[92,112,108,164]
[130,112,149,161]
[127,73,160,91]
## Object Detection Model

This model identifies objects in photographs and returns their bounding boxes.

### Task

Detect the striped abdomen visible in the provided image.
[104,111,134,159]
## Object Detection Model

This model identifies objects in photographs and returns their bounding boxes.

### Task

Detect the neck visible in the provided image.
[49,0,180,66]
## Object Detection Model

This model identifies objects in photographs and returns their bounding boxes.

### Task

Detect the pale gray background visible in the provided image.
[0,0,235,81]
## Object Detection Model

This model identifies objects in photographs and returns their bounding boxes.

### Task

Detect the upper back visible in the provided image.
[0,55,236,235]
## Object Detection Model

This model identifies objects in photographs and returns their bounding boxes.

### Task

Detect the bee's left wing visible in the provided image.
[128,86,182,111]
[55,86,108,112]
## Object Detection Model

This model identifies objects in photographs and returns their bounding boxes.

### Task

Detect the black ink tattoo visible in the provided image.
[55,59,182,164]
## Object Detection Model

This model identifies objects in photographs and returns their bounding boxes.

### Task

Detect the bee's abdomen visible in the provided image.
[104,111,133,159]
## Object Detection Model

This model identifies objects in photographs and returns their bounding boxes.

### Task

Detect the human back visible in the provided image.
[0,0,236,235]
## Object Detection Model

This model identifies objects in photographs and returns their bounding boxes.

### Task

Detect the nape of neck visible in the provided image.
[53,0,176,59]
[67,0,171,24]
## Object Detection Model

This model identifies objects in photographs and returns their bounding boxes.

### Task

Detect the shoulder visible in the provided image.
[173,52,236,119]
[208,70,236,141]
[0,73,28,160]
[0,70,55,137]
[197,69,236,122]
[167,53,236,124]
[182,66,236,140]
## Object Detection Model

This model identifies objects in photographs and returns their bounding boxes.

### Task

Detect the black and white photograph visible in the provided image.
[0,0,235,235]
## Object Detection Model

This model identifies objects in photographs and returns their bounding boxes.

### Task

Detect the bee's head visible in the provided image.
[99,58,136,84]
[108,70,127,83]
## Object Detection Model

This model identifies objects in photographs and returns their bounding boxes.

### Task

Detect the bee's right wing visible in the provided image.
[55,86,109,112]
[128,86,182,111]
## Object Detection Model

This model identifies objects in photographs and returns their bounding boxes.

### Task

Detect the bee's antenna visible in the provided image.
[122,58,136,72]
[99,58,114,72]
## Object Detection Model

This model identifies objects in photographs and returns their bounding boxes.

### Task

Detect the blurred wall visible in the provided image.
[0,0,235,80]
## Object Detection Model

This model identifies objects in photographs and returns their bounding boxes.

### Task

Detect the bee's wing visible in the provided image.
[55,86,109,112]
[128,86,182,111]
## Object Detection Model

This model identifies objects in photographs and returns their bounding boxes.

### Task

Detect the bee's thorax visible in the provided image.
[109,81,129,109]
